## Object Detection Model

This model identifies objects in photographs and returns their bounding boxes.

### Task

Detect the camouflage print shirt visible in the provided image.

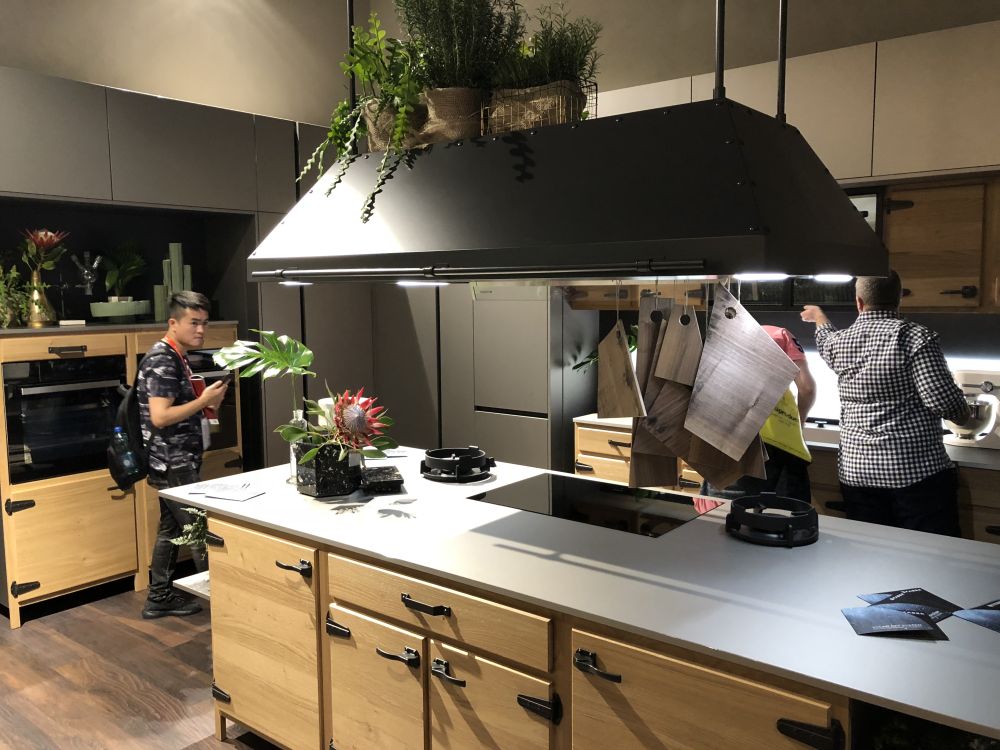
[137,340,203,485]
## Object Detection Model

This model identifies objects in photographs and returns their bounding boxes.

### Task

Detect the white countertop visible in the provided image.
[164,448,1000,739]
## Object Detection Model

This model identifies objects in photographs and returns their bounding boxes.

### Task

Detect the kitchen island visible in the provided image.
[164,448,1000,750]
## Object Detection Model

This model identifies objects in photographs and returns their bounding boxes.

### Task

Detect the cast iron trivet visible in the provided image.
[725,492,819,547]
[420,446,496,483]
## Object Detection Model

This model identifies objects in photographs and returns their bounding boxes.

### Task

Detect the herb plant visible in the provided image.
[0,265,31,327]
[496,2,601,88]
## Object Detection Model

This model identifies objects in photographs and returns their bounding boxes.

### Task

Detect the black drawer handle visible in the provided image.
[776,718,844,750]
[678,478,701,489]
[48,345,87,355]
[575,461,595,472]
[376,646,420,668]
[607,439,632,449]
[573,649,622,683]
[401,592,451,617]
[939,286,978,299]
[517,693,563,725]
[325,613,351,638]
[431,658,466,687]
[205,531,225,547]
[223,456,243,469]
[986,525,1000,537]
[275,559,313,578]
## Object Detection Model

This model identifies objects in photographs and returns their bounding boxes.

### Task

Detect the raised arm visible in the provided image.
[911,339,969,424]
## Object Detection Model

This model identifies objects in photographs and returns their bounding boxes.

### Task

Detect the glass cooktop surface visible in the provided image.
[467,473,724,538]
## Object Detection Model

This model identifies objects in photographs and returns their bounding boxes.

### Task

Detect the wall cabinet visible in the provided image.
[571,629,842,750]
[208,518,321,750]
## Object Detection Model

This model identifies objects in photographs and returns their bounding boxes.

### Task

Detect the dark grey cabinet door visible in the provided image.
[474,297,549,414]
[0,66,112,200]
[107,89,256,210]
[255,116,296,213]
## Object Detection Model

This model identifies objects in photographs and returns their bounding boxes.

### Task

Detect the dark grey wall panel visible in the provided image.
[440,283,476,447]
[107,89,256,210]
[255,116,297,214]
[0,66,111,200]
[302,282,375,401]
[474,295,549,414]
[373,285,439,450]
[296,123,330,196]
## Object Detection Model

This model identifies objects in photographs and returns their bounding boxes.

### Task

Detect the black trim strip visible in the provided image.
[474,406,548,419]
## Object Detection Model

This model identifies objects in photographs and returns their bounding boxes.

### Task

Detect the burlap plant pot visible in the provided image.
[488,80,586,134]
[422,87,484,142]
[362,98,429,153]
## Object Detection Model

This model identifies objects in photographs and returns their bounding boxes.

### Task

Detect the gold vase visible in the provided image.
[28,270,55,328]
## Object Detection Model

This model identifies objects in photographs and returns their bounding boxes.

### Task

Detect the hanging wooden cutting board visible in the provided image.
[684,284,797,461]
[686,434,768,489]
[635,293,670,390]
[653,305,703,386]
[597,319,646,418]
[629,293,676,486]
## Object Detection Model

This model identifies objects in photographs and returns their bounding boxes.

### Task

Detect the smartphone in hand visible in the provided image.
[220,372,235,386]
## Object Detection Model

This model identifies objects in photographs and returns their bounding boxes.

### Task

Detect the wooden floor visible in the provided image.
[0,580,279,750]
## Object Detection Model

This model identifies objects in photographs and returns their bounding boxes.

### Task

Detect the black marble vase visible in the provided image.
[293,442,363,497]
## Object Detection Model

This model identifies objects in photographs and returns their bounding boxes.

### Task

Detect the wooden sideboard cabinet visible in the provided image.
[208,518,322,750]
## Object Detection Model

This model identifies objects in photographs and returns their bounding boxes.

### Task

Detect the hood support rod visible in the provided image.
[776,0,789,122]
[713,0,726,100]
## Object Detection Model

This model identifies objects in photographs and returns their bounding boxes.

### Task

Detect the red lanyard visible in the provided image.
[162,336,197,386]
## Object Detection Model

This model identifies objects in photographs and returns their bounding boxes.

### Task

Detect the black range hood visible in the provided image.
[249,98,886,283]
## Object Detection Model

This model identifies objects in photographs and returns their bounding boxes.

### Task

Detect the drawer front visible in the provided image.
[576,426,633,459]
[429,640,552,750]
[208,518,320,750]
[327,605,426,750]
[572,629,835,750]
[959,467,1000,511]
[327,554,551,672]
[0,332,126,362]
[8,474,137,601]
[960,504,1000,544]
[575,454,630,484]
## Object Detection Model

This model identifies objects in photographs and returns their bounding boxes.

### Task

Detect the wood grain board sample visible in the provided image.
[635,293,671,390]
[687,434,768,489]
[598,319,646,418]
[653,305,703,386]
[685,284,797,461]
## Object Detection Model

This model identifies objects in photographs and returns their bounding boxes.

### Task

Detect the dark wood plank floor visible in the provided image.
[0,581,280,750]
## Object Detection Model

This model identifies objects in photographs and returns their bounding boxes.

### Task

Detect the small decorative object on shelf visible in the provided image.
[91,244,150,322]
[20,228,69,328]
[153,242,192,320]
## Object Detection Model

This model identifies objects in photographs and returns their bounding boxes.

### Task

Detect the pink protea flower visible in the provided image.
[330,388,391,449]
[22,229,69,251]
[21,228,70,272]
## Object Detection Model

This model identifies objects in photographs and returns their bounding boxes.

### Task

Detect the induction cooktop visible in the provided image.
[467,474,724,538]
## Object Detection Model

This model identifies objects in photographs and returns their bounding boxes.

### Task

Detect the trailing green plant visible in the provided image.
[393,0,524,89]
[299,12,428,222]
[213,330,316,413]
[170,507,207,555]
[0,265,31,327]
[103,244,146,298]
[495,2,601,88]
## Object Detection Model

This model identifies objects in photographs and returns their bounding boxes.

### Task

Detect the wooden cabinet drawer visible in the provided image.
[7,473,137,602]
[576,426,633,459]
[575,454,630,484]
[429,640,553,750]
[327,554,551,672]
[960,504,1000,545]
[0,332,126,362]
[571,629,838,750]
[326,605,426,750]
[201,448,243,480]
[208,518,320,750]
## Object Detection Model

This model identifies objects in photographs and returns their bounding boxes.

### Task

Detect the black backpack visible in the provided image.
[108,354,155,491]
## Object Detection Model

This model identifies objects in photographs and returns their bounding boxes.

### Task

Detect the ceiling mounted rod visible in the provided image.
[776,0,789,122]
[346,0,357,109]
[713,0,726,100]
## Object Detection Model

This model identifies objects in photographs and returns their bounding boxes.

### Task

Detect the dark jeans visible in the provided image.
[840,467,961,537]
[148,465,207,600]
[730,445,812,503]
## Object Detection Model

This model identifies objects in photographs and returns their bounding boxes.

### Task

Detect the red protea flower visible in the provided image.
[21,228,70,271]
[329,388,391,449]
[22,229,69,252]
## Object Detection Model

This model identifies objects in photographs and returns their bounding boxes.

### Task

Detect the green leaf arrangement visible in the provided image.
[170,507,207,552]
[212,329,316,412]
[0,265,31,327]
[103,244,146,298]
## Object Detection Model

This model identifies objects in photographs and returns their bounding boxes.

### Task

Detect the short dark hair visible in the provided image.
[169,291,211,319]
[856,270,902,311]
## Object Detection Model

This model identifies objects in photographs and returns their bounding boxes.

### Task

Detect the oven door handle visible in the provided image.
[18,379,123,396]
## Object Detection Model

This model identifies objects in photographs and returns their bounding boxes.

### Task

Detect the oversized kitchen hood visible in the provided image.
[248,97,887,283]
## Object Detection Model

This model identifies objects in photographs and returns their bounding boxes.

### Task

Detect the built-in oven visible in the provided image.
[135,347,238,451]
[4,355,126,484]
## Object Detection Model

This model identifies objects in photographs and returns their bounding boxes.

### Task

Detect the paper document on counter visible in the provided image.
[188,482,263,502]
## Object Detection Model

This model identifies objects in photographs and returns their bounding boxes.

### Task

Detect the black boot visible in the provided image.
[142,591,202,619]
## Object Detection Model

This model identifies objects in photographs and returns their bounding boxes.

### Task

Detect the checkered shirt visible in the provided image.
[814,311,969,488]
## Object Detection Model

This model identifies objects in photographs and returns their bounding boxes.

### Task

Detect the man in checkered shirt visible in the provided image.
[801,271,970,536]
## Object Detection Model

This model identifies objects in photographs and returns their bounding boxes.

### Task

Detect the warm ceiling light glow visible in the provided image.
[813,274,854,283]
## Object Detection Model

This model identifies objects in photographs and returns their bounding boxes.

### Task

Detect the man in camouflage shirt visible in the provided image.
[138,291,228,618]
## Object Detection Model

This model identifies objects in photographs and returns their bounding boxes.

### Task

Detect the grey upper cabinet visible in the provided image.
[0,66,112,200]
[296,123,330,197]
[107,89,256,210]
[254,116,297,213]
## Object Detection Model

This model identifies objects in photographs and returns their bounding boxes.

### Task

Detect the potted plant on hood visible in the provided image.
[19,228,69,327]
[278,387,397,498]
[489,2,601,133]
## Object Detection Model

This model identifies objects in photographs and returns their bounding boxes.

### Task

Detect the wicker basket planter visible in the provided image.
[487,80,589,134]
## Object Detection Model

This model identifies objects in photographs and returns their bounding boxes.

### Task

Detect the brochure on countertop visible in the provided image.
[954,599,1000,634]
[842,587,961,639]
[857,588,961,622]
[187,481,263,502]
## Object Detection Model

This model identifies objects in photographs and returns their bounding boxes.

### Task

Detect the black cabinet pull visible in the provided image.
[430,658,466,687]
[211,683,232,703]
[48,345,87,355]
[573,649,622,683]
[325,613,351,638]
[939,285,978,299]
[986,525,1000,537]
[275,559,313,578]
[607,439,632,449]
[205,531,225,547]
[678,478,701,489]
[223,456,243,469]
[575,461,594,472]
[401,592,451,617]
[5,498,35,515]
[776,718,844,750]
[375,646,420,668]
[517,693,562,724]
